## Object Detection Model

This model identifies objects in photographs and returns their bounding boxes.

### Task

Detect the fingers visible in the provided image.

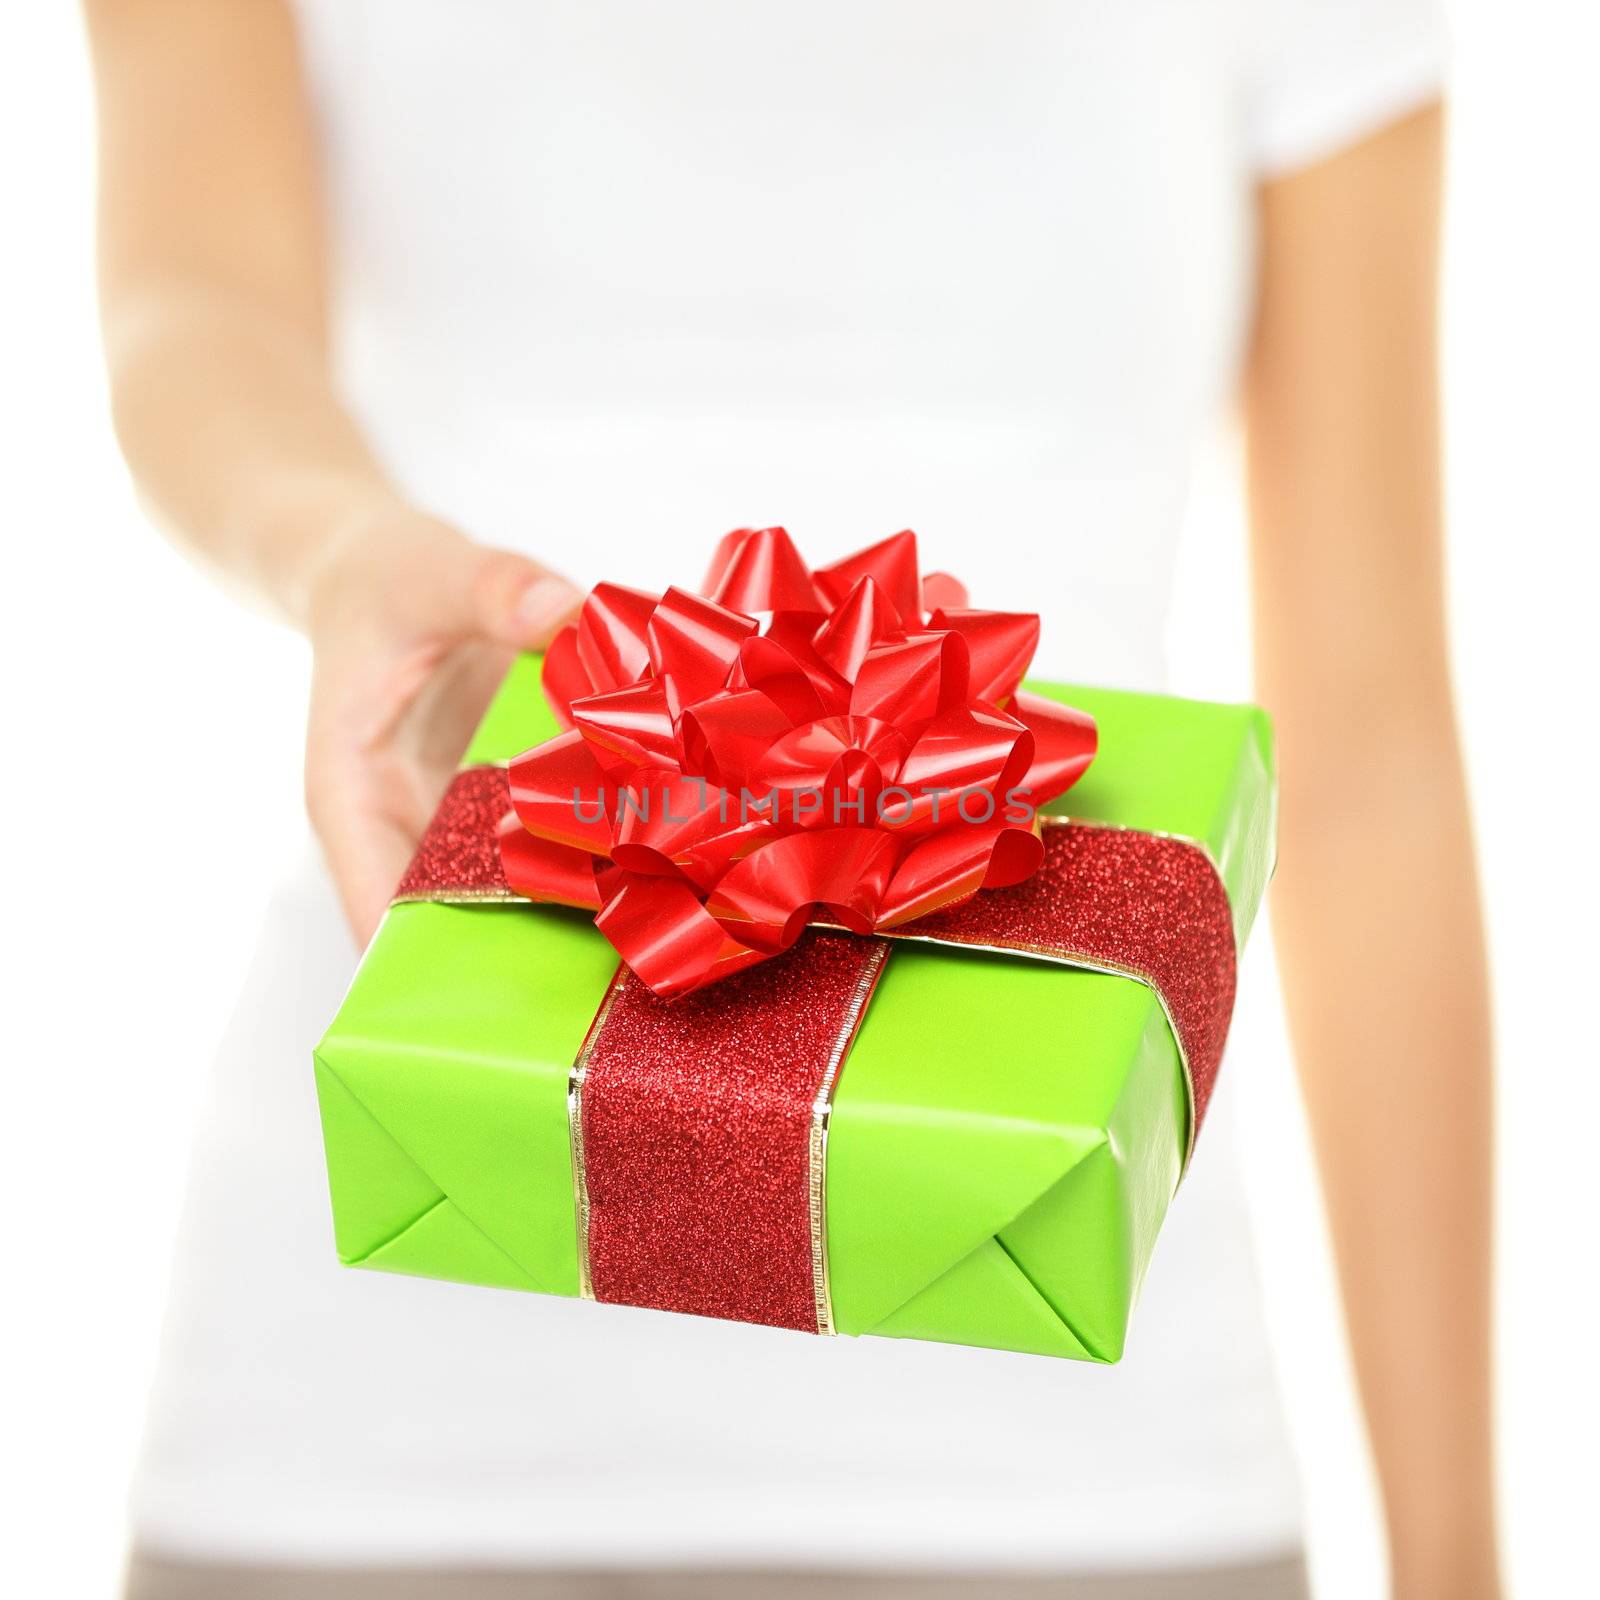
[468,549,583,651]
[301,531,586,947]
[310,787,419,948]
[402,639,517,776]
[305,709,429,946]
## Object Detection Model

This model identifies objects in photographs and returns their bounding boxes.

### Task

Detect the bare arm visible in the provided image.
[85,0,579,938]
[88,0,369,619]
[1246,105,1500,1600]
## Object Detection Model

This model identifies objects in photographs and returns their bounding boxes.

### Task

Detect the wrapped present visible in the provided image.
[316,529,1274,1361]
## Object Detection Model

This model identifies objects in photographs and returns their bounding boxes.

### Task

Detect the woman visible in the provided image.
[87,2,1498,1597]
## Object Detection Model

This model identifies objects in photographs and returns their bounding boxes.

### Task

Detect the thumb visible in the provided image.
[467,548,584,650]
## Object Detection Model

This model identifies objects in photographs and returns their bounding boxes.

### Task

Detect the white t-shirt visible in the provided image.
[131,0,1445,1572]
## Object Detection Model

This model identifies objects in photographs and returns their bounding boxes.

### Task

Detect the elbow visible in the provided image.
[106,363,153,486]
[99,290,173,488]
[99,283,239,505]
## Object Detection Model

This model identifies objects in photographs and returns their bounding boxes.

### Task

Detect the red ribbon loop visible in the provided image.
[502,529,1098,998]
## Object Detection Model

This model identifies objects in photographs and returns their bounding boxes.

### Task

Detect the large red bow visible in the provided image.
[501,528,1096,996]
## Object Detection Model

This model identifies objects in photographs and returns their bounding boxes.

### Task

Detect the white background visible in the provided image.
[3,4,1596,1595]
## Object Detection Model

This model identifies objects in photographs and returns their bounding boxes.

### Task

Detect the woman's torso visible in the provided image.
[133,0,1311,1572]
[303,0,1259,688]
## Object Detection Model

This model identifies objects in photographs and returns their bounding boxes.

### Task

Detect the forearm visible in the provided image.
[102,285,412,627]
[1247,105,1502,1594]
[86,0,423,629]
[1267,684,1497,1588]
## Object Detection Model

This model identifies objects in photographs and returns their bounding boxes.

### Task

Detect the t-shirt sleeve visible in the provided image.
[1246,0,1449,176]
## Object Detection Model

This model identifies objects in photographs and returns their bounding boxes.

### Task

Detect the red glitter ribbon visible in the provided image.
[572,933,888,1334]
[395,767,1236,1331]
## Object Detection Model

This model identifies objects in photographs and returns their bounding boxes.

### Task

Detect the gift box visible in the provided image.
[315,531,1274,1362]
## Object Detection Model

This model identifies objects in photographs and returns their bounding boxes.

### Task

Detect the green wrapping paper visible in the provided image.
[316,654,1275,1361]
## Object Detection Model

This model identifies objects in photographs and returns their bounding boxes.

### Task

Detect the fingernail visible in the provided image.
[513,575,581,639]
